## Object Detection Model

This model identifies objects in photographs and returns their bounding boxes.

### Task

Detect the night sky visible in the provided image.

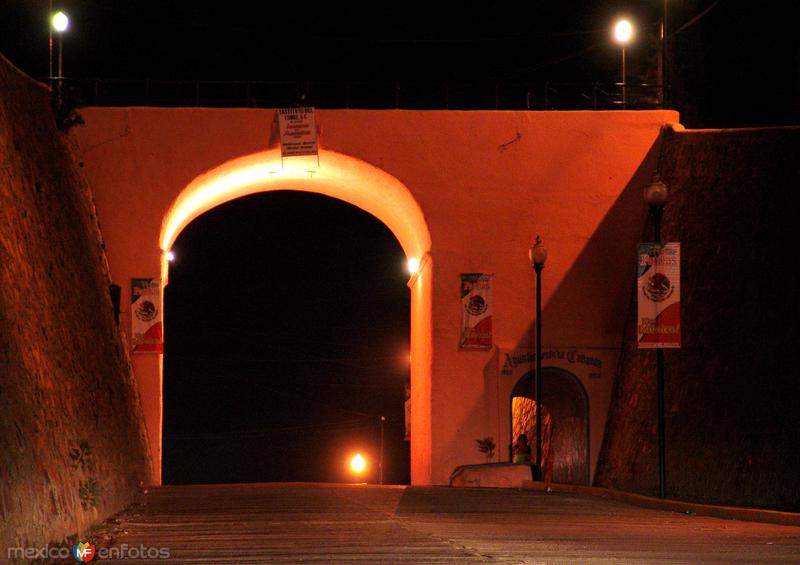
[2,1,798,126]
[2,1,797,484]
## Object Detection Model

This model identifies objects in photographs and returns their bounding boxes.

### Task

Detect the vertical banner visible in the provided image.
[459,273,493,350]
[277,107,318,158]
[637,243,681,348]
[131,278,163,354]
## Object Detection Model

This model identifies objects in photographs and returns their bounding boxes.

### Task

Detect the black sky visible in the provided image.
[2,0,798,126]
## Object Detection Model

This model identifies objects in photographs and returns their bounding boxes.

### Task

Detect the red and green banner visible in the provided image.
[459,273,493,350]
[131,278,163,354]
[637,243,681,348]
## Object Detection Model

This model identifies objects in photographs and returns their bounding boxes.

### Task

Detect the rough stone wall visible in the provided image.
[0,54,150,551]
[595,126,800,509]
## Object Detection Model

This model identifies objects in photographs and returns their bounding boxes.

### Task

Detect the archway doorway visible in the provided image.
[510,368,590,485]
[163,191,411,484]
[151,148,433,486]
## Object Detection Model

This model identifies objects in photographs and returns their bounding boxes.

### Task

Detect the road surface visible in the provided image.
[85,483,800,564]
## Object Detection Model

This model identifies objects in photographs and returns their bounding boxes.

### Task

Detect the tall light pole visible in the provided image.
[661,1,668,108]
[379,415,386,485]
[613,19,634,110]
[48,1,53,85]
[644,172,669,498]
[52,11,69,80]
[529,235,547,481]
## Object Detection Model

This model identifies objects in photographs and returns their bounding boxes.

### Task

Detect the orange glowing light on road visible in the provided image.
[350,453,366,474]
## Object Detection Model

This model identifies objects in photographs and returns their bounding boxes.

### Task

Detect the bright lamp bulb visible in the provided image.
[614,19,633,44]
[52,11,69,32]
[407,257,420,274]
[165,251,176,262]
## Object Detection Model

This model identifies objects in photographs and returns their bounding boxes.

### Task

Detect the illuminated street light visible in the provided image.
[166,251,176,262]
[350,453,366,475]
[614,19,633,43]
[52,11,69,32]
[51,10,69,85]
[528,235,547,481]
[407,257,420,275]
[613,18,634,110]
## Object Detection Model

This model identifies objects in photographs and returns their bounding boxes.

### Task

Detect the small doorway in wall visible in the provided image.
[510,368,590,485]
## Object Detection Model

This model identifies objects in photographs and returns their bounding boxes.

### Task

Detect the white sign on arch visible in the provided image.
[277,107,318,158]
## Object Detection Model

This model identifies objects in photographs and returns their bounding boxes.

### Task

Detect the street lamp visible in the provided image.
[613,18,634,109]
[661,0,669,108]
[529,235,547,481]
[379,415,386,485]
[52,10,69,80]
[644,171,668,498]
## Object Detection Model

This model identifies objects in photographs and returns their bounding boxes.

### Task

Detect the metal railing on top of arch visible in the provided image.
[51,77,669,111]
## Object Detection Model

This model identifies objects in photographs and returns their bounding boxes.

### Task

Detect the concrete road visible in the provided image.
[88,483,800,564]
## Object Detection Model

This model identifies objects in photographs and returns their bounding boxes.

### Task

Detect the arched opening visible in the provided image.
[156,148,433,485]
[510,368,590,485]
[163,191,412,483]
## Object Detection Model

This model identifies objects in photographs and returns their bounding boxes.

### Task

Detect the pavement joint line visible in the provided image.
[520,480,800,527]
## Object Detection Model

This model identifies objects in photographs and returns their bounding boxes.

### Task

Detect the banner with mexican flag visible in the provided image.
[637,243,681,349]
[459,273,493,350]
[131,278,163,354]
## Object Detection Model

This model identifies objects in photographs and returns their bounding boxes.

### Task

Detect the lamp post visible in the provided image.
[529,235,547,481]
[48,0,53,85]
[52,11,69,79]
[613,19,634,109]
[661,0,668,108]
[644,172,668,498]
[379,415,386,485]
[51,10,69,107]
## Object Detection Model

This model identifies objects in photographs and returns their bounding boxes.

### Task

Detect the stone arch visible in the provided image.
[155,147,434,484]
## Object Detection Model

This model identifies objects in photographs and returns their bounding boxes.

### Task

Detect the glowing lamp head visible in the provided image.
[52,11,69,33]
[407,257,420,275]
[350,453,366,474]
[613,19,633,44]
[165,251,176,262]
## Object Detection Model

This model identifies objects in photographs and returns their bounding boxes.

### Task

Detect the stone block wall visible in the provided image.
[0,54,150,551]
[595,125,800,509]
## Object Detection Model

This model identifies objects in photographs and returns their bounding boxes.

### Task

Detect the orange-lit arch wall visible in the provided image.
[157,148,433,486]
[75,108,679,486]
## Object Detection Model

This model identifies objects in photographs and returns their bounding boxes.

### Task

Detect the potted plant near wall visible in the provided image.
[475,437,496,463]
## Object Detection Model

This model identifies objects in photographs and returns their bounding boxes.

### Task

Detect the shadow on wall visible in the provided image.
[595,126,800,509]
[507,140,662,485]
[535,141,661,346]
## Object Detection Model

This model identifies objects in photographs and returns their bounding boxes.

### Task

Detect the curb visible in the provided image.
[521,480,800,527]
